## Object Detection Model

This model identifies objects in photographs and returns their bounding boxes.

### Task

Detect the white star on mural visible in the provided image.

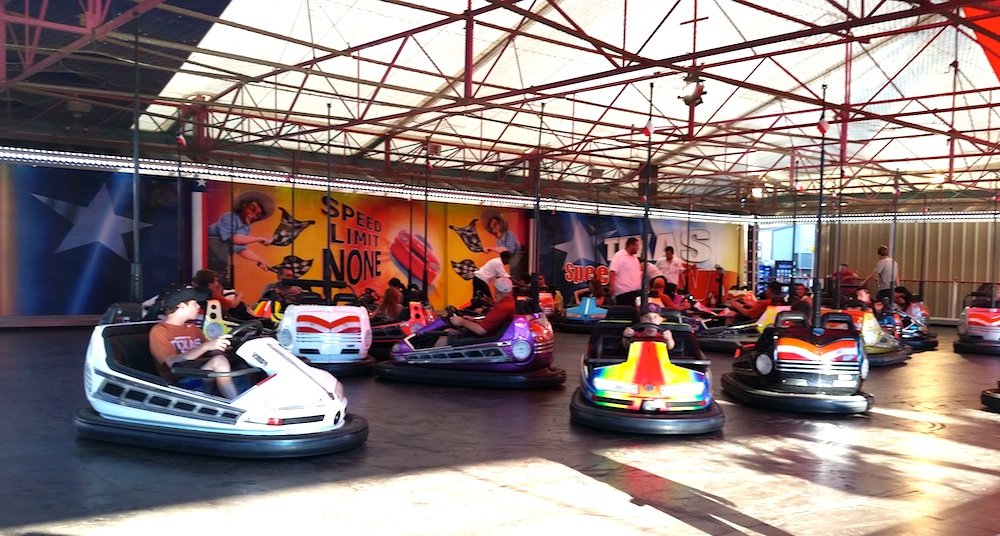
[554,216,616,266]
[32,184,151,261]
[195,178,208,190]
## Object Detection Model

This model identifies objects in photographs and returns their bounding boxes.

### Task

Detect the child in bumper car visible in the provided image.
[622,302,675,350]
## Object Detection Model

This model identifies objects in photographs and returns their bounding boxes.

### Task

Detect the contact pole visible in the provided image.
[993,180,998,308]
[423,136,430,298]
[641,82,653,307]
[532,104,544,303]
[130,17,142,300]
[791,180,797,289]
[812,85,827,328]
[176,129,183,282]
[325,103,332,305]
[835,175,843,309]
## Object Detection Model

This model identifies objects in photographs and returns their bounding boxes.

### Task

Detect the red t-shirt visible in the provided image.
[149,322,205,382]
[476,295,516,336]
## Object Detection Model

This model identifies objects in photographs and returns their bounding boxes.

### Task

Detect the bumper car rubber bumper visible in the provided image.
[900,336,938,351]
[698,338,757,354]
[865,347,912,367]
[305,356,376,377]
[570,388,724,434]
[373,361,566,388]
[368,342,395,360]
[954,339,1000,355]
[75,407,369,458]
[556,320,600,333]
[721,372,873,414]
[981,388,1000,412]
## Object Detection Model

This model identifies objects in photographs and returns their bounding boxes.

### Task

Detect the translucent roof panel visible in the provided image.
[4,0,1000,213]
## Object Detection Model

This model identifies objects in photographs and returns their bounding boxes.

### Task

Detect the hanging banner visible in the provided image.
[539,212,742,302]
[1,164,181,315]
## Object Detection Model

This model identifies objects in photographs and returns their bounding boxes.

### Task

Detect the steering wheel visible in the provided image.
[445,305,460,318]
[632,322,668,333]
[228,319,264,349]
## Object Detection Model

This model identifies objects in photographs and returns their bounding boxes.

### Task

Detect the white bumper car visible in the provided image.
[275,304,374,375]
[75,320,368,458]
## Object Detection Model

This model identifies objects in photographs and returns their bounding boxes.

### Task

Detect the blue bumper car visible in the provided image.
[557,296,607,333]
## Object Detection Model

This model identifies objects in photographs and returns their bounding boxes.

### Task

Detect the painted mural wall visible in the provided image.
[200,181,531,308]
[0,163,743,316]
[537,211,743,303]
[0,164,186,315]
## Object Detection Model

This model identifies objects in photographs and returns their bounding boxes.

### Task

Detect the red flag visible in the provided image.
[176,133,187,147]
[817,116,830,135]
[641,118,654,136]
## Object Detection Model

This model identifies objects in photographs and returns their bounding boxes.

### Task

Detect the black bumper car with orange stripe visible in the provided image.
[720,310,873,414]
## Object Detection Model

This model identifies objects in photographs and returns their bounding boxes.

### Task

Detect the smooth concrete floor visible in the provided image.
[3,326,1000,536]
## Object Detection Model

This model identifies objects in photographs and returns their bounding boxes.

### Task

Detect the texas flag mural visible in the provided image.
[1,164,183,315]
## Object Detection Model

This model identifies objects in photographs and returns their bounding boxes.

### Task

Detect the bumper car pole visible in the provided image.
[811,85,827,329]
[640,82,652,308]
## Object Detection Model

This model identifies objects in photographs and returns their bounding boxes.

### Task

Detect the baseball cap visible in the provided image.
[494,277,513,294]
[639,302,662,315]
[161,284,210,309]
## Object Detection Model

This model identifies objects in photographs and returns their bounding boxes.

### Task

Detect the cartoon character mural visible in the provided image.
[204,183,467,307]
[444,207,529,303]
[270,207,315,246]
[480,209,526,279]
[198,182,730,311]
[206,190,276,283]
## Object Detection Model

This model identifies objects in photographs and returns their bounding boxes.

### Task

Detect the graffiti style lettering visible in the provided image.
[563,264,610,285]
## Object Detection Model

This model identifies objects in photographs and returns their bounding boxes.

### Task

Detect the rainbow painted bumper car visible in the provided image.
[558,296,607,333]
[374,301,565,388]
[570,319,723,434]
[955,292,1000,355]
[721,310,872,414]
[75,320,368,458]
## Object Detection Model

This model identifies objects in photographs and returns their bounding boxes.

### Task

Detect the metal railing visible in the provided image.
[836,279,990,324]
